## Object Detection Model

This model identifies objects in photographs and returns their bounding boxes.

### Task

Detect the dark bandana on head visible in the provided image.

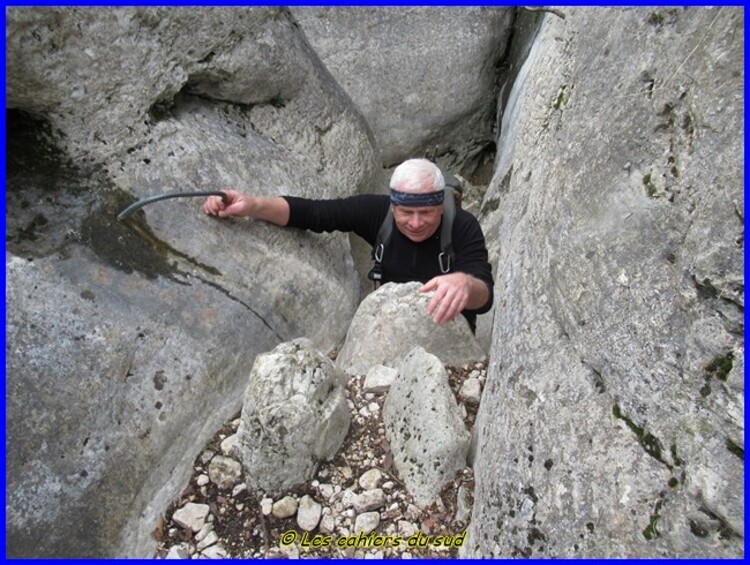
[389,189,445,207]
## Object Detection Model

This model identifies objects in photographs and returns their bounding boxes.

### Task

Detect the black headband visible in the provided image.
[389,189,445,207]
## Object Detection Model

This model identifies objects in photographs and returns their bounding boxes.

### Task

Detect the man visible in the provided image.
[202,158,493,331]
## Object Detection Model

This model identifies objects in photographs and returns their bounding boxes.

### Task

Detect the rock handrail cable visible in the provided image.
[117,191,229,221]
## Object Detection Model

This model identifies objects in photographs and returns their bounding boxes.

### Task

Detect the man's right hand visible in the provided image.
[203,191,291,226]
[203,190,251,217]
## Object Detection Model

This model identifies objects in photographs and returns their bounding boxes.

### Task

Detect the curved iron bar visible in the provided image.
[117,191,229,221]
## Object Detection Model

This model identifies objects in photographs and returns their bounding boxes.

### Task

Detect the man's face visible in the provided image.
[392,204,443,243]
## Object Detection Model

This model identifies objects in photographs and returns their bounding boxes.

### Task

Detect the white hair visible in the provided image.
[389,158,445,194]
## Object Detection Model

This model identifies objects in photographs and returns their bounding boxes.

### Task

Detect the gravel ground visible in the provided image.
[154,360,486,559]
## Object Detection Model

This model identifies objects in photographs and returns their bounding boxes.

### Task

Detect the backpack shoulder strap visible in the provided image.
[375,206,394,259]
[368,207,393,284]
[439,186,456,273]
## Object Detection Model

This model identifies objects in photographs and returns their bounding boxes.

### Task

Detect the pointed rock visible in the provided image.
[383,347,470,507]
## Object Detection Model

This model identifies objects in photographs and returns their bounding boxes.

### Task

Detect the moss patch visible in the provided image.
[80,191,185,281]
[612,404,665,465]
[642,504,662,540]
[726,438,744,461]
[642,173,658,197]
[694,276,720,300]
[704,352,735,382]
[553,84,571,110]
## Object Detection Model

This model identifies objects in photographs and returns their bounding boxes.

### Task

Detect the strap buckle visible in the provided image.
[438,252,451,274]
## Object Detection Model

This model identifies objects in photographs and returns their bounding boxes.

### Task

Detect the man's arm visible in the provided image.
[204,191,389,246]
[419,272,491,325]
[203,190,290,226]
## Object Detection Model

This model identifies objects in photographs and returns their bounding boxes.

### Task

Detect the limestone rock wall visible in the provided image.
[468,7,744,558]
[5,7,376,558]
[292,7,514,171]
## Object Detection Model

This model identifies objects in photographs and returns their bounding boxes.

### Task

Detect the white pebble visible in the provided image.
[354,511,380,535]
[272,495,298,519]
[359,468,383,490]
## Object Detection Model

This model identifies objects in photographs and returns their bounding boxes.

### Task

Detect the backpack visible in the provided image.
[368,172,462,287]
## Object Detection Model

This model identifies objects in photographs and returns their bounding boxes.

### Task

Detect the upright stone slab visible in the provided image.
[383,347,470,507]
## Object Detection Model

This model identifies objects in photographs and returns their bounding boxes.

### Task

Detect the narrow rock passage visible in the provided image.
[154,360,487,558]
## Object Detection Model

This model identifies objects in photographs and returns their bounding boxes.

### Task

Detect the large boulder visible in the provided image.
[292,7,514,170]
[6,7,380,191]
[467,8,744,558]
[235,339,350,492]
[336,282,487,375]
[5,7,378,558]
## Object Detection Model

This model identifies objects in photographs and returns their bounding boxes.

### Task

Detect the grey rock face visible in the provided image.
[468,8,744,558]
[5,7,376,559]
[6,8,381,193]
[236,339,351,492]
[336,282,487,375]
[9,5,739,560]
[383,347,470,508]
[5,247,281,558]
[293,7,514,168]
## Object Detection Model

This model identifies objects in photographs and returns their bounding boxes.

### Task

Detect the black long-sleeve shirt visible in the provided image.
[283,194,494,331]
